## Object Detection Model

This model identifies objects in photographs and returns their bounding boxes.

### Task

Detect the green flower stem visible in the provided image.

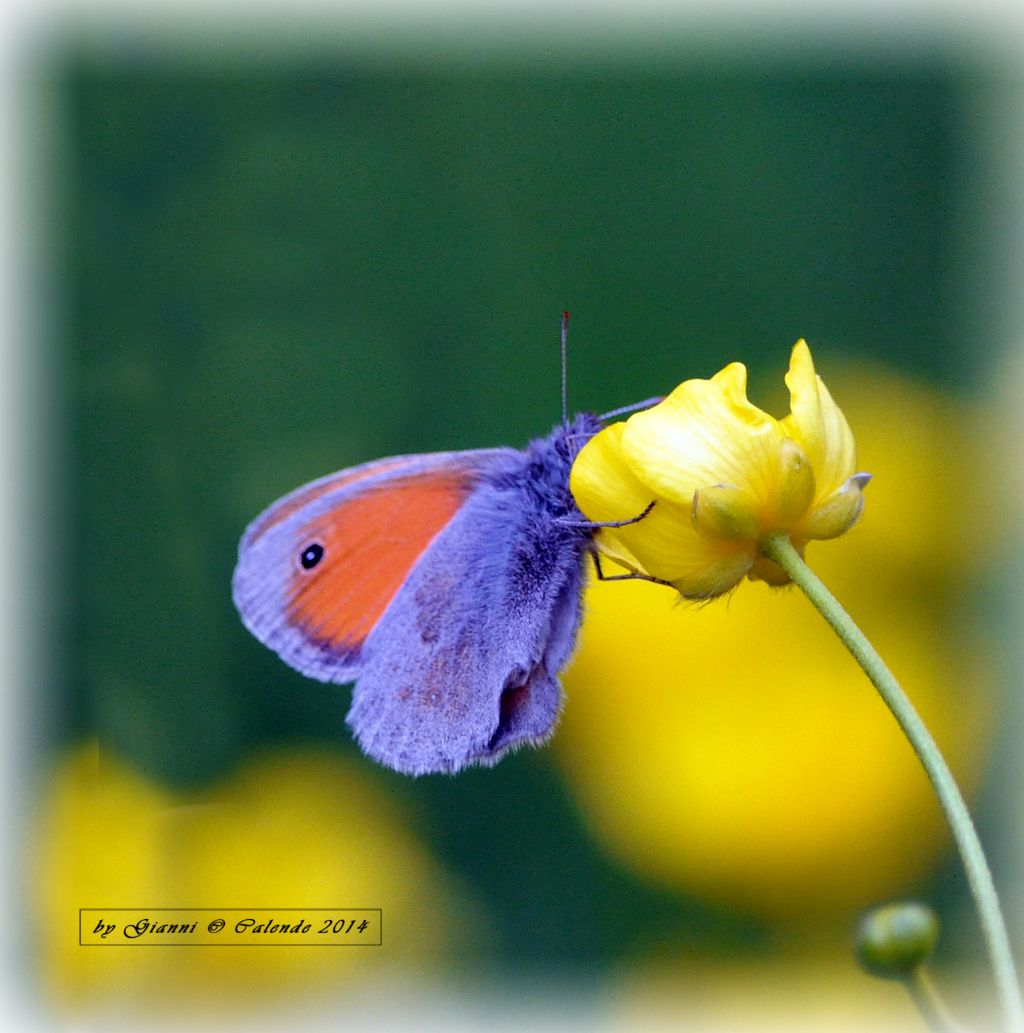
[904,966,966,1033]
[759,532,1024,1033]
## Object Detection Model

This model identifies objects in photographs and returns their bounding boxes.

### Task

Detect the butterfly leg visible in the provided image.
[590,549,673,587]
[598,396,665,421]
[558,500,656,529]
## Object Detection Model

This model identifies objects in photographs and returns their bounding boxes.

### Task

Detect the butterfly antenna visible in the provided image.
[560,310,570,430]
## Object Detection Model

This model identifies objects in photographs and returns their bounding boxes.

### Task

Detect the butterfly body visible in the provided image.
[233,412,603,775]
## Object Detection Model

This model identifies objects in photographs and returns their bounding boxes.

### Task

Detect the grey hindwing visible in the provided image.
[345,468,590,776]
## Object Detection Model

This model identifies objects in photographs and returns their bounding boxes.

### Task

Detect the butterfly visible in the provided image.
[232,316,660,776]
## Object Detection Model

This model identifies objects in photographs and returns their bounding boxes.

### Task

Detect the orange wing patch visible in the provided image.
[247,457,413,545]
[286,470,472,651]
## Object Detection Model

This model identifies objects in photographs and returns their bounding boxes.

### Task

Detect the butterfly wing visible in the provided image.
[346,469,590,775]
[232,449,512,683]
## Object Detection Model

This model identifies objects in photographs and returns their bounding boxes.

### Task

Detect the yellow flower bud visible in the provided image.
[570,341,869,599]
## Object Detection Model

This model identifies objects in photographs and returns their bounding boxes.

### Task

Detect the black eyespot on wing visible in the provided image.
[300,543,324,570]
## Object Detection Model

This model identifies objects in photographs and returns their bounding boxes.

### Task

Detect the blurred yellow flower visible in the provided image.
[34,742,471,1011]
[570,341,869,597]
[558,363,994,923]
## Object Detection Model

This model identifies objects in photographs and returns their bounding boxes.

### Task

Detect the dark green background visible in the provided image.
[53,39,986,972]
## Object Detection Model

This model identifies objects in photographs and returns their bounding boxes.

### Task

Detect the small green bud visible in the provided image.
[854,901,940,979]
